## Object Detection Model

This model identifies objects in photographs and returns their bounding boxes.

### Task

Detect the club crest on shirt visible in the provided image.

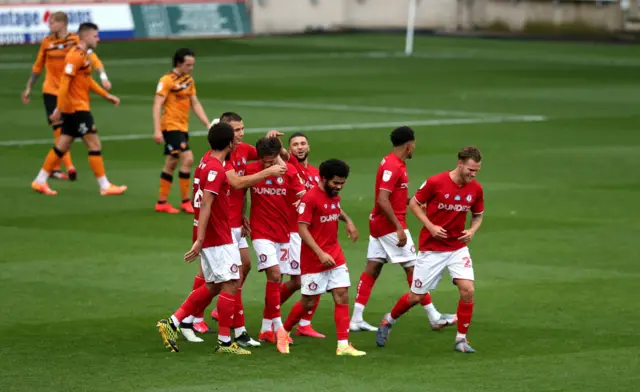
[445,194,450,199]
[298,202,306,214]
[277,177,284,185]
[208,170,217,182]
[466,195,473,202]
[382,170,392,182]
[315,176,320,182]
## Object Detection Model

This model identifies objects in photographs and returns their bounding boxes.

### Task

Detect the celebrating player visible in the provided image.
[156,121,287,354]
[277,159,366,356]
[22,11,112,181]
[376,146,484,353]
[350,126,455,332]
[278,132,325,338]
[245,137,306,344]
[153,48,210,214]
[31,23,125,196]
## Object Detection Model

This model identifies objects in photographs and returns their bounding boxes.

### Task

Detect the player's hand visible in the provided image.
[265,164,287,177]
[21,88,31,104]
[396,228,407,247]
[101,79,112,91]
[429,225,448,240]
[49,109,61,123]
[153,131,164,144]
[346,221,359,243]
[106,94,120,106]
[241,217,251,238]
[319,252,336,267]
[184,240,203,263]
[458,229,475,243]
[266,130,284,139]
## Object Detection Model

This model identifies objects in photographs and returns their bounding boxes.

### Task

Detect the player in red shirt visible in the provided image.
[276,132,326,338]
[245,137,306,346]
[277,159,366,356]
[376,146,484,353]
[350,127,456,332]
[156,121,286,353]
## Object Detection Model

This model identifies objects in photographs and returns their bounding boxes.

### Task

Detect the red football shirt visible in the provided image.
[192,157,233,248]
[228,143,259,228]
[246,161,305,243]
[414,171,484,252]
[369,153,409,238]
[288,156,320,233]
[297,185,346,274]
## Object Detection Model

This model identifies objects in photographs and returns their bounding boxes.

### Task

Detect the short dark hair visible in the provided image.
[78,22,98,34]
[288,132,308,144]
[219,112,242,123]
[390,126,415,147]
[319,159,350,181]
[458,146,482,163]
[173,48,195,67]
[208,122,234,151]
[255,137,281,158]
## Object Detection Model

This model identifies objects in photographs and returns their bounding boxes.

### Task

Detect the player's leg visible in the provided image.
[254,239,283,342]
[295,274,325,338]
[403,264,457,330]
[192,264,210,333]
[329,267,365,356]
[278,293,318,354]
[448,247,476,353]
[232,236,260,348]
[156,132,181,213]
[350,257,383,331]
[212,244,250,355]
[376,251,447,347]
[177,134,194,214]
[81,122,127,196]
[42,94,75,180]
[32,114,77,195]
[351,234,391,331]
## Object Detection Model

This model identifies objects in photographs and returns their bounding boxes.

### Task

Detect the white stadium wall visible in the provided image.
[251,0,624,34]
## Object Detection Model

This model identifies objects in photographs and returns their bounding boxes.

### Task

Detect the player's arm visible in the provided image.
[49,74,72,122]
[299,222,336,266]
[185,190,215,262]
[89,78,119,106]
[152,94,166,143]
[22,41,45,104]
[378,190,404,230]
[409,197,447,239]
[226,165,286,190]
[189,95,210,129]
[88,52,111,91]
[459,188,484,243]
[339,209,358,242]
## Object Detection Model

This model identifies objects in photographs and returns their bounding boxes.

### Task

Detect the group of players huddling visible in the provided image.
[23,16,485,357]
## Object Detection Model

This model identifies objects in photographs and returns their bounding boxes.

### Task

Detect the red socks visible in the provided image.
[457,300,474,335]
[173,284,214,322]
[390,292,414,320]
[232,287,245,328]
[217,292,235,338]
[302,296,320,321]
[283,300,306,332]
[354,272,376,307]
[193,275,206,290]
[264,281,281,320]
[192,275,207,318]
[334,303,350,341]
[279,282,296,305]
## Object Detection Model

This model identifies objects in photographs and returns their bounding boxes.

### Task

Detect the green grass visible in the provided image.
[1,34,640,391]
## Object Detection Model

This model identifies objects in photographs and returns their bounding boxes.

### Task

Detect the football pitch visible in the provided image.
[1,34,639,391]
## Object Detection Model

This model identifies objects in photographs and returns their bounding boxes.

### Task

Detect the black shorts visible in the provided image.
[43,93,58,128]
[61,111,97,139]
[163,130,190,156]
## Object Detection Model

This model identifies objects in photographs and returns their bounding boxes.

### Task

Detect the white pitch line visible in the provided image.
[117,95,524,118]
[0,115,547,147]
